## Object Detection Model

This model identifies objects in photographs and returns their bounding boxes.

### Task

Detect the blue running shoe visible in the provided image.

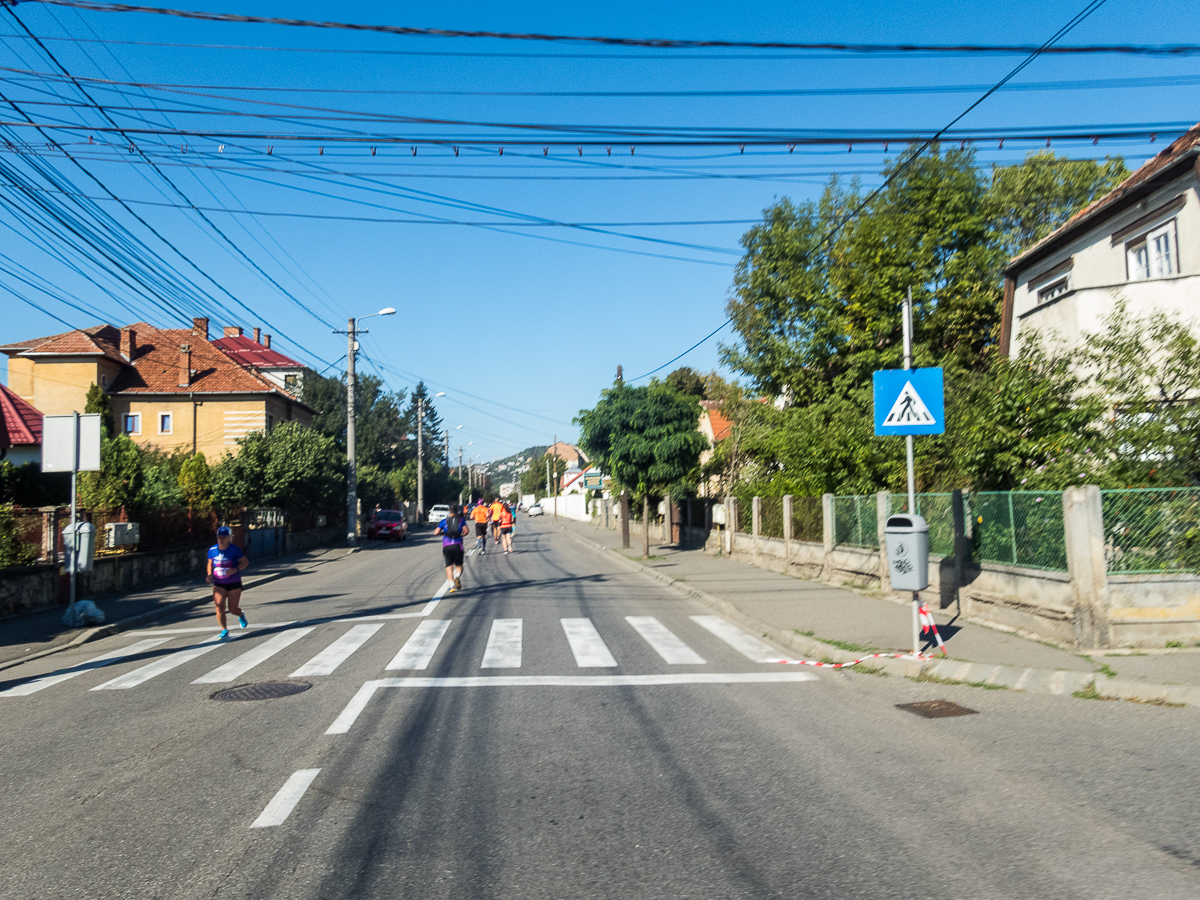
[218,629,230,641]
[238,612,248,629]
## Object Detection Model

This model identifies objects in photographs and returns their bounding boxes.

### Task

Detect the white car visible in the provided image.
[428,504,451,523]
[526,504,544,517]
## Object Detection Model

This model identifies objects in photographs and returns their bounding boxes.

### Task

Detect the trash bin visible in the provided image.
[62,521,96,574]
[884,514,929,592]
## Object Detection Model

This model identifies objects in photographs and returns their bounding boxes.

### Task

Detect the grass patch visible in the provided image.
[908,672,1009,691]
[1165,641,1185,649]
[791,629,879,655]
[673,576,687,583]
[848,663,888,677]
[795,629,816,638]
[1096,663,1118,679]
[1073,682,1113,701]
[1073,682,1185,707]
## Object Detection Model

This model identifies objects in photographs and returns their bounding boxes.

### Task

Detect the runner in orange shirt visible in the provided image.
[471,500,491,554]
[499,502,515,554]
[489,498,506,544]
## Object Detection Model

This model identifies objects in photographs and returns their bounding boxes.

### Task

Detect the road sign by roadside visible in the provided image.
[872,368,944,436]
[583,472,604,490]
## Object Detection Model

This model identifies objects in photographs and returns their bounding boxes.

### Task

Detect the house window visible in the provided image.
[158,412,173,435]
[1127,221,1177,281]
[1037,277,1069,305]
[100,374,108,389]
[284,374,298,390]
[124,413,141,435]
[266,414,275,432]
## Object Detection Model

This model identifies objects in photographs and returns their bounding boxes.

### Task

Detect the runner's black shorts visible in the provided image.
[475,523,487,536]
[214,581,243,592]
[442,544,464,567]
[501,527,512,535]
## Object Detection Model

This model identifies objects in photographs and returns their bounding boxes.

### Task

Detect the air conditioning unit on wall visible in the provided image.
[104,522,140,548]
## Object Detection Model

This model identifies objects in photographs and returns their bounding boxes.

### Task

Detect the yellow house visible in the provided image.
[1,317,313,460]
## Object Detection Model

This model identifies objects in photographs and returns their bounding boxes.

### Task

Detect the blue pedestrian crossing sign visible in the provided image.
[873,368,944,436]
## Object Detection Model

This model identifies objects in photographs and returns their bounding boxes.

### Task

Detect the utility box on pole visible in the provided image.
[884,514,930,592]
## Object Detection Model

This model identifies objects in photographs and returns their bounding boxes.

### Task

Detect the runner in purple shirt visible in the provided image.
[207,526,250,640]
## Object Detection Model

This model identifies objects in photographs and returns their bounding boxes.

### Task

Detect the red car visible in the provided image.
[367,510,408,542]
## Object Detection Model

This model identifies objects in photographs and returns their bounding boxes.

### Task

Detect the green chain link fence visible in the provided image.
[792,496,823,543]
[1102,488,1200,574]
[759,497,784,539]
[887,493,956,558]
[968,491,1066,571]
[832,494,878,549]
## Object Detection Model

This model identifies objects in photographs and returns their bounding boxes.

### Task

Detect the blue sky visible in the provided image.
[0,0,1196,463]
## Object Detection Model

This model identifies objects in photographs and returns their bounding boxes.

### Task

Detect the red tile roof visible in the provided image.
[0,324,128,365]
[0,382,42,447]
[1008,122,1200,271]
[212,333,305,369]
[108,324,302,398]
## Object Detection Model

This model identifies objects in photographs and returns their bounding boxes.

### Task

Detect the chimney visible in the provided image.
[178,344,191,387]
[252,327,261,344]
[192,317,209,339]
[263,334,271,349]
[223,326,243,338]
[122,327,137,361]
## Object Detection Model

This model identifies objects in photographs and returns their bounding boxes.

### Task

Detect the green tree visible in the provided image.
[84,382,114,438]
[404,382,447,466]
[303,371,408,469]
[576,382,708,556]
[78,435,143,510]
[211,422,345,517]
[0,461,69,506]
[178,452,214,513]
[520,454,567,500]
[987,151,1129,259]
[0,502,37,568]
[666,367,706,398]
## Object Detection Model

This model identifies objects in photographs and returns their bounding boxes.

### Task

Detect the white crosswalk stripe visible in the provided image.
[561,618,618,667]
[481,619,522,668]
[0,638,172,697]
[193,628,315,684]
[91,635,223,690]
[626,616,707,665]
[689,615,792,663]
[290,624,383,677]
[386,620,451,670]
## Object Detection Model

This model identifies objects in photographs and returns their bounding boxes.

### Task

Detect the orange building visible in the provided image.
[1,317,313,460]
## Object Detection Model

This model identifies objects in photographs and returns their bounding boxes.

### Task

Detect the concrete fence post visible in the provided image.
[1063,485,1110,649]
[752,496,761,553]
[951,489,967,615]
[728,496,738,555]
[876,492,891,596]
[821,493,834,581]
[782,494,793,560]
[664,493,673,545]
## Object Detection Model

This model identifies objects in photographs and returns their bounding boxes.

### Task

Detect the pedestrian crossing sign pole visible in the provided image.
[872,288,944,655]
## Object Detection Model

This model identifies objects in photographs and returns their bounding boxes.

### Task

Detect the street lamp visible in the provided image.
[337,307,395,545]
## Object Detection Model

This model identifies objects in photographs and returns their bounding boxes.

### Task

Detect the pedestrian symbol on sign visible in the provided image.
[883,381,936,427]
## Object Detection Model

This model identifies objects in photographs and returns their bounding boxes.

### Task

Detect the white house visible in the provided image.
[1001,123,1200,357]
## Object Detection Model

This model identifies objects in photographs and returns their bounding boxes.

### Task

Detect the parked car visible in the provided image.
[527,503,544,517]
[428,504,451,524]
[367,510,408,542]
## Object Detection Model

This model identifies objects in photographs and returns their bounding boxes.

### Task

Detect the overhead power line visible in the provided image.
[16,1,1199,55]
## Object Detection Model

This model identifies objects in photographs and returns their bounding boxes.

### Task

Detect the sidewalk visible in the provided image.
[0,544,352,670]
[556,518,1200,706]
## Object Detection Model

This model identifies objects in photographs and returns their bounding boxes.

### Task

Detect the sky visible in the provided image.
[0,0,1196,464]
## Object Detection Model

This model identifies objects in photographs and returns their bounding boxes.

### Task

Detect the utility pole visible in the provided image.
[903,285,919,657]
[616,364,622,383]
[444,429,450,468]
[416,397,424,524]
[458,445,464,504]
[545,457,551,506]
[552,433,558,522]
[345,317,358,544]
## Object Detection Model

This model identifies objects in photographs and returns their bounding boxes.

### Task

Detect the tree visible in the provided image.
[576,382,708,556]
[303,371,408,469]
[211,422,345,518]
[85,382,114,438]
[135,447,187,512]
[404,382,447,466]
[666,367,706,398]
[520,454,567,500]
[78,435,143,510]
[178,452,214,513]
[0,502,36,568]
[988,151,1129,259]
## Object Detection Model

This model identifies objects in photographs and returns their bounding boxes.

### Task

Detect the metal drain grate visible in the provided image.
[895,699,978,719]
[210,682,311,702]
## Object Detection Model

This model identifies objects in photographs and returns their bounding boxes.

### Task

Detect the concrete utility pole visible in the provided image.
[458,446,464,504]
[552,433,558,522]
[416,397,424,524]
[903,285,920,657]
[337,308,394,545]
[621,490,630,549]
[643,494,651,559]
[616,364,622,383]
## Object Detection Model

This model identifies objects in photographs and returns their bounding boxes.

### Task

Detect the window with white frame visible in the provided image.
[1127,220,1177,281]
[123,413,141,435]
[1037,277,1069,305]
[158,412,173,435]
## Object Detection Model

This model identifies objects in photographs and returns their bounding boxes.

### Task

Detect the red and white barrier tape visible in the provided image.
[918,602,949,657]
[774,600,949,669]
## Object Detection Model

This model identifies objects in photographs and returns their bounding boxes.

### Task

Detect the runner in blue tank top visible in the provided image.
[207,526,250,640]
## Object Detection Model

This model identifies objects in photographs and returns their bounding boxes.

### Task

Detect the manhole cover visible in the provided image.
[896,699,978,719]
[210,682,311,702]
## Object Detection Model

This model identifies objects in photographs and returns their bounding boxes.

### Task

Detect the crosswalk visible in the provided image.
[1,612,800,701]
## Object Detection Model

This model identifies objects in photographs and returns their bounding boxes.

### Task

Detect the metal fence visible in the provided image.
[888,493,956,559]
[969,491,1066,571]
[759,497,784,539]
[832,494,878,549]
[792,496,823,543]
[1102,488,1200,574]
[737,498,753,534]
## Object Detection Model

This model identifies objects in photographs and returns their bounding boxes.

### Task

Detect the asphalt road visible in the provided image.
[2,519,1199,899]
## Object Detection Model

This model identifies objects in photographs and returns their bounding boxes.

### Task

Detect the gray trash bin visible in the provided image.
[884,514,929,592]
[62,521,96,574]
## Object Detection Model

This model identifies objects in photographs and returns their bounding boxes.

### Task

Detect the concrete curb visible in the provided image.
[0,547,356,674]
[560,526,1200,709]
